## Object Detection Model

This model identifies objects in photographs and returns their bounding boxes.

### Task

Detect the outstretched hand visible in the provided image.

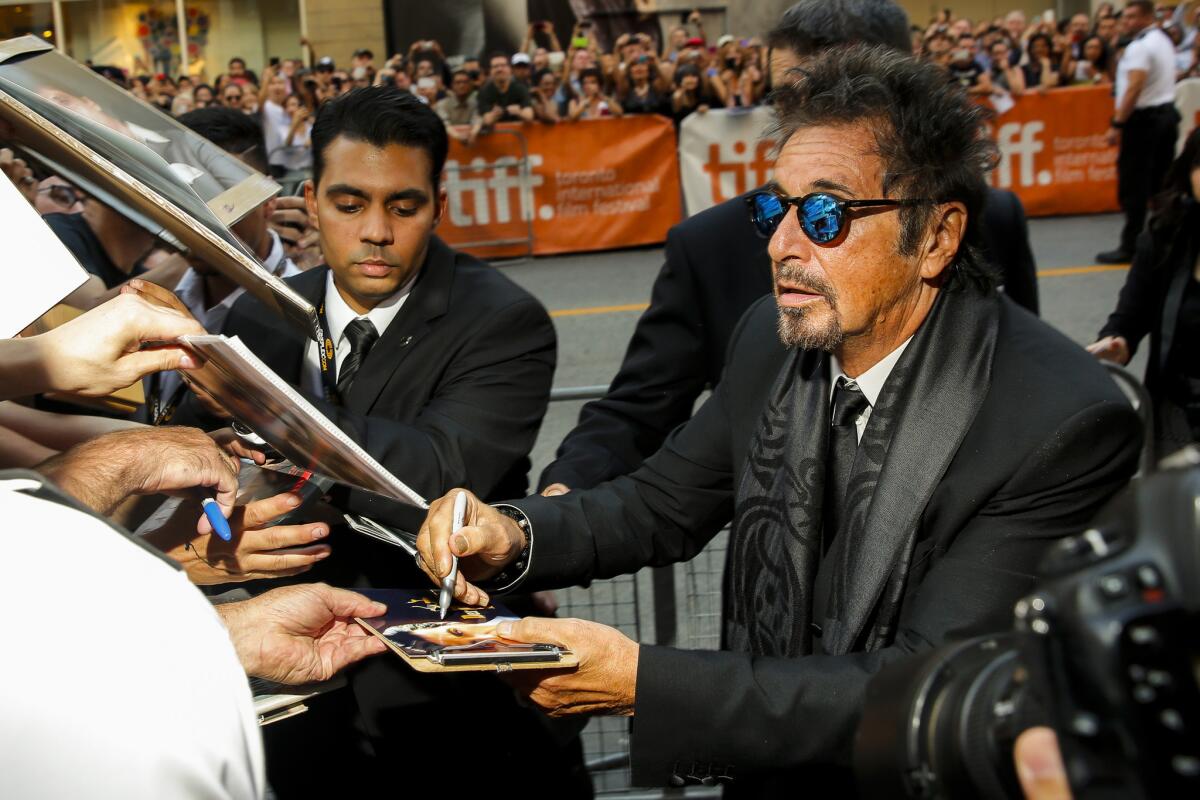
[219,583,388,684]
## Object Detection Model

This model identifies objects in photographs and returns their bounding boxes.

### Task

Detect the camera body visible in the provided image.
[855,462,1200,799]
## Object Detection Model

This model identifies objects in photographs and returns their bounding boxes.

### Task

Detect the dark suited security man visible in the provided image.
[539,0,1038,495]
[415,47,1142,796]
[173,87,590,795]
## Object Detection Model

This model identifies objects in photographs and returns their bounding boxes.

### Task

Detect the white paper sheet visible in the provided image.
[0,175,87,337]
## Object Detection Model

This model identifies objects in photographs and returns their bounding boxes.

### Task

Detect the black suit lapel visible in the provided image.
[343,238,455,415]
[822,290,1000,655]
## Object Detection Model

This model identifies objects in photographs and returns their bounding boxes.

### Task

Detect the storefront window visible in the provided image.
[58,0,300,83]
[0,3,56,45]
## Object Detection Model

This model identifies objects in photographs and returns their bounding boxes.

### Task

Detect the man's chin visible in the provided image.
[777,306,843,351]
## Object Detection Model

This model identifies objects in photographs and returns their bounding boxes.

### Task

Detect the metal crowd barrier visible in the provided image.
[546,384,728,796]
[442,127,536,263]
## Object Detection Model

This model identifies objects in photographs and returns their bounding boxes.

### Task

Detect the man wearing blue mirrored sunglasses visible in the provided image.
[539,0,1038,498]
[415,45,1141,797]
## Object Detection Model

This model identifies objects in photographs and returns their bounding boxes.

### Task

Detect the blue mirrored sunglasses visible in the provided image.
[744,190,934,244]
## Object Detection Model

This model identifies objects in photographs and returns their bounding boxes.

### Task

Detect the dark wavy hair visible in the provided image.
[177,106,268,173]
[767,45,999,292]
[311,85,448,190]
[766,0,911,56]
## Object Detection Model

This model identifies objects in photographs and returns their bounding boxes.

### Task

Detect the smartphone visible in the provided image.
[572,36,590,49]
[269,56,280,67]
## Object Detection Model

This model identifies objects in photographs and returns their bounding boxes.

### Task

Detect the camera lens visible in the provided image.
[855,636,1025,800]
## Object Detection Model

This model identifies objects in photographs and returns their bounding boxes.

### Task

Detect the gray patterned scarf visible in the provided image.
[725,289,998,657]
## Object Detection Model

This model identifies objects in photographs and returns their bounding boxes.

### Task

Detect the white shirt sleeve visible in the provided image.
[1122,39,1151,73]
[0,482,264,799]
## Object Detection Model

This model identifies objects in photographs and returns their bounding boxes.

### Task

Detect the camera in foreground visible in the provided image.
[855,456,1200,799]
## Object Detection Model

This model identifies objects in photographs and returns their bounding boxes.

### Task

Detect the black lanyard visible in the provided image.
[315,294,342,406]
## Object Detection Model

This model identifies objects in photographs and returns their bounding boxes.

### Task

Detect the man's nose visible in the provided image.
[359,206,394,247]
[767,204,813,266]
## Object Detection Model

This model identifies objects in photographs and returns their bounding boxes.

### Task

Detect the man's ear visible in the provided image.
[432,184,448,229]
[303,180,320,230]
[919,201,968,282]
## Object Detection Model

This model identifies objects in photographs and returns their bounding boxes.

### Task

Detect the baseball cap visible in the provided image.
[685,36,705,48]
[717,34,735,47]
[511,52,531,66]
[316,56,335,71]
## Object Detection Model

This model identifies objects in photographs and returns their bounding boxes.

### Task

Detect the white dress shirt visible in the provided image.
[302,269,416,397]
[829,336,913,443]
[1116,27,1177,110]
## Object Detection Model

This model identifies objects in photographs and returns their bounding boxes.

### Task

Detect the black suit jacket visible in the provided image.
[1100,208,1200,410]
[539,188,1037,491]
[177,236,556,535]
[512,291,1139,794]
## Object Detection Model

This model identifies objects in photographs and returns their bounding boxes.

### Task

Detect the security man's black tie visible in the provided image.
[336,318,379,399]
[824,377,870,554]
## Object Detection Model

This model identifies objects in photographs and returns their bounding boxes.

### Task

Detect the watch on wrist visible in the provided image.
[483,504,532,592]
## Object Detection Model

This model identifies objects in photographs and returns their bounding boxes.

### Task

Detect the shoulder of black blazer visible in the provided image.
[220,236,553,379]
[535,195,770,490]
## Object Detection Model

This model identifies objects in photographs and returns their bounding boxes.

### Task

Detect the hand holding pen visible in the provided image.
[36,426,239,527]
[414,489,529,609]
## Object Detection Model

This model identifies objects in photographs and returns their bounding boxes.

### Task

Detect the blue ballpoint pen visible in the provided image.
[440,491,466,619]
[198,494,233,541]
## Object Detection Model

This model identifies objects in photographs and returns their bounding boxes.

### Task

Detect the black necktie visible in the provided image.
[335,318,379,399]
[824,377,870,554]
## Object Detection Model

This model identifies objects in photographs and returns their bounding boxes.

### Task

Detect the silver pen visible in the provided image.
[440,491,466,619]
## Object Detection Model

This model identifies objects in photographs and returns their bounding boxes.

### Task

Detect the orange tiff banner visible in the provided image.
[987,85,1120,216]
[438,116,683,258]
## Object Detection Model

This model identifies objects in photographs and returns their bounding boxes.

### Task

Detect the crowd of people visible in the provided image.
[918,3,1200,96]
[104,9,777,172]
[0,1,1198,799]
[87,4,1200,178]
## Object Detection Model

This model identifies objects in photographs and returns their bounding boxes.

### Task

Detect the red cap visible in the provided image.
[685,37,706,47]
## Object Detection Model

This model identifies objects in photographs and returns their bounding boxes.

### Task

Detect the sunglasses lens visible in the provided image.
[799,194,843,244]
[749,192,786,237]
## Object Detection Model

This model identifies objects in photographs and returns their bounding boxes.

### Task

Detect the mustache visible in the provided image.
[774,260,838,305]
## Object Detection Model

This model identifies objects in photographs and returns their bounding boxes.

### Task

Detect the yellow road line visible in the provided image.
[1037,264,1129,277]
[547,264,1127,318]
[550,302,649,318]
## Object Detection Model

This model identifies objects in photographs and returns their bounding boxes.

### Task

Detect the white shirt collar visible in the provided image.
[829,336,913,407]
[261,228,298,277]
[322,268,415,347]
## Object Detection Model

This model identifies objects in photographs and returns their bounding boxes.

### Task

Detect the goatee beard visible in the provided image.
[777,305,845,351]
